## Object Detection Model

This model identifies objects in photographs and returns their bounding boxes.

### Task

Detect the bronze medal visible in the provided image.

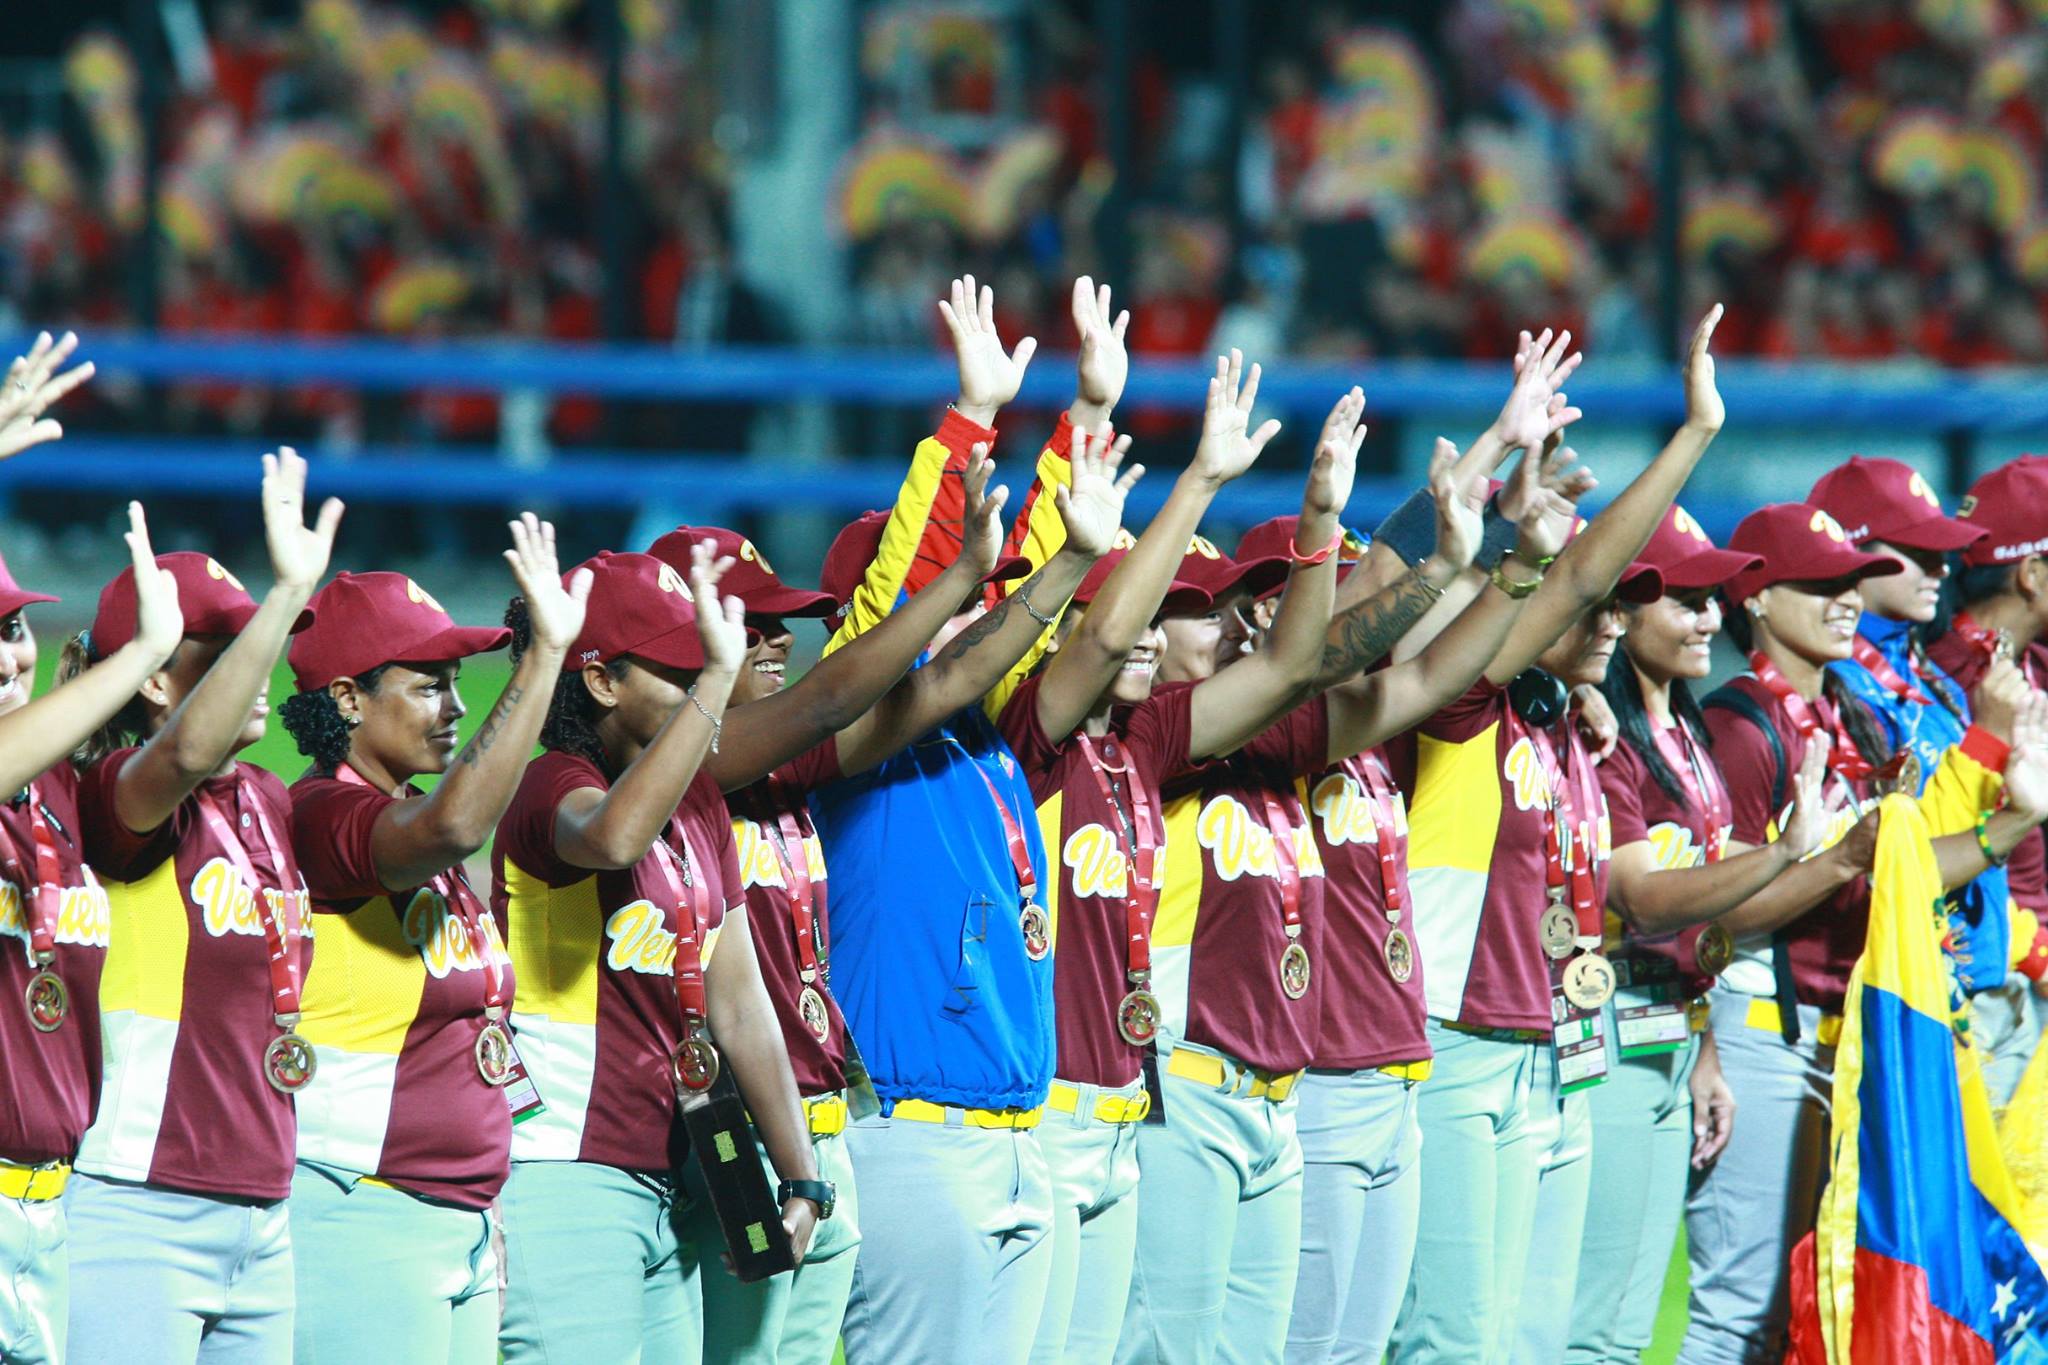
[1540,901,1577,960]
[1694,922,1735,978]
[1019,903,1051,962]
[1279,941,1312,1000]
[24,970,66,1032]
[1994,628,2016,664]
[1562,952,1616,1010]
[1384,928,1415,984]
[264,1032,317,1094]
[798,985,831,1043]
[1116,988,1162,1047]
[474,1020,514,1087]
[670,1032,721,1096]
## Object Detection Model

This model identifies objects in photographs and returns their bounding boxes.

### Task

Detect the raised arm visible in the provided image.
[0,504,181,793]
[113,450,342,832]
[1029,350,1268,742]
[554,545,749,869]
[0,331,95,462]
[368,515,592,890]
[1181,388,1362,760]
[835,426,1136,776]
[1487,305,1726,685]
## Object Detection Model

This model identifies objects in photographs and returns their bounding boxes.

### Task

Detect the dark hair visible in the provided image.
[279,663,397,770]
[1600,644,1711,807]
[1718,592,1891,768]
[505,596,630,774]
[55,630,156,770]
[1935,559,2015,639]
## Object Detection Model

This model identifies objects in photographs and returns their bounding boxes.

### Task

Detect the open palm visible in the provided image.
[1057,423,1143,557]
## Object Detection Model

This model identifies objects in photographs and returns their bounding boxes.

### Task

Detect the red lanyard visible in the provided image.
[1657,719,1729,863]
[969,761,1040,909]
[334,763,506,1012]
[1076,734,1159,982]
[193,778,305,1022]
[1851,635,1931,706]
[1352,752,1407,917]
[1256,788,1304,941]
[3,783,63,967]
[647,820,713,1027]
[1749,652,1873,781]
[1953,613,2042,688]
[1520,715,1601,937]
[764,780,823,983]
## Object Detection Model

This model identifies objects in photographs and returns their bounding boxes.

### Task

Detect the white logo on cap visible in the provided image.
[740,539,775,575]
[1672,507,1708,543]
[405,579,446,613]
[655,563,694,600]
[1808,510,1848,543]
[205,558,247,591]
[1188,534,1223,559]
[1907,471,1939,509]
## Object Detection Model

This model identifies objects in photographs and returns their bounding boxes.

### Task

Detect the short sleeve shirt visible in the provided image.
[1598,724,1726,999]
[998,676,1195,1088]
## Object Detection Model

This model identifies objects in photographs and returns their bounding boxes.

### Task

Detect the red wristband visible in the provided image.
[1291,529,1344,567]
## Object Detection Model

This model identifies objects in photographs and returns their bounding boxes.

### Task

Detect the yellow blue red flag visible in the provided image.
[1786,795,2048,1364]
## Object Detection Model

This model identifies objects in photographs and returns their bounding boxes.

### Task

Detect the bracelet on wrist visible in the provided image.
[685,685,723,754]
[1016,577,1060,629]
[1976,811,2008,867]
[1489,558,1544,600]
[1506,547,1558,570]
[1290,529,1345,567]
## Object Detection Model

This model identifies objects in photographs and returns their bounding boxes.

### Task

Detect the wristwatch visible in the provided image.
[778,1178,837,1221]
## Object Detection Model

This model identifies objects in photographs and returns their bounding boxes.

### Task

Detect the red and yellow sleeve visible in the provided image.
[822,408,995,658]
[1914,726,2009,838]
[980,413,1086,721]
[2013,906,2048,982]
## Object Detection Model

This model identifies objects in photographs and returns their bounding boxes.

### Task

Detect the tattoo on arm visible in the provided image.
[459,683,524,766]
[1318,575,1436,680]
[938,595,1017,665]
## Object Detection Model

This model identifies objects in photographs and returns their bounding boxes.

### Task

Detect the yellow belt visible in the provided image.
[1377,1059,1434,1082]
[1688,998,1713,1035]
[1045,1082,1151,1125]
[1745,997,1844,1049]
[889,1099,1043,1130]
[802,1094,848,1137]
[0,1161,68,1202]
[1165,1049,1302,1102]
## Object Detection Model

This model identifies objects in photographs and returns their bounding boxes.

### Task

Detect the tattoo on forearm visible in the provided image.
[459,684,524,766]
[1318,574,1436,679]
[939,595,1016,664]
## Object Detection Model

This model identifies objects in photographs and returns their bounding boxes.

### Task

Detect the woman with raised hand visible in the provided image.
[277,514,590,1365]
[53,450,339,1363]
[1562,506,1832,1364]
[0,330,95,463]
[490,542,824,1362]
[1386,311,1726,1365]
[1681,501,2046,1363]
[0,507,179,1365]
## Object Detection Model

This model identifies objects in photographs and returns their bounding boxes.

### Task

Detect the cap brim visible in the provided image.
[1159,583,1214,617]
[394,623,514,666]
[1654,547,1765,592]
[0,589,59,616]
[1616,562,1665,604]
[186,603,316,637]
[983,554,1032,586]
[1727,548,1903,605]
[612,622,709,672]
[1877,514,1987,553]
[738,585,838,619]
[1219,555,1293,602]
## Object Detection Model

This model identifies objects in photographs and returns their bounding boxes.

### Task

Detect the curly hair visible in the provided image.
[279,664,396,771]
[505,596,628,773]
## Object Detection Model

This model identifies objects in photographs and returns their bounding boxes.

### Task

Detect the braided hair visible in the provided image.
[279,664,397,771]
[504,596,629,775]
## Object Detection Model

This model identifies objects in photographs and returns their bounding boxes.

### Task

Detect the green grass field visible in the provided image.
[30,648,1698,1360]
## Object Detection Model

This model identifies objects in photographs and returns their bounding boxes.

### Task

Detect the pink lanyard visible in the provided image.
[1353,752,1408,916]
[1256,787,1304,942]
[1750,652,1872,783]
[646,819,713,1030]
[764,781,823,984]
[3,783,63,968]
[192,778,305,1023]
[1077,734,1160,984]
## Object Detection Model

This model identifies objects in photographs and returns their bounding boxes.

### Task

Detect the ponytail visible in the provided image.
[1822,668,1891,769]
[56,630,152,770]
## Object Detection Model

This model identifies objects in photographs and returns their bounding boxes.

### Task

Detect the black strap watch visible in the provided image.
[777,1178,836,1221]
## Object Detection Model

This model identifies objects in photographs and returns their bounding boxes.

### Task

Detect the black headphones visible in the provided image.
[1507,667,1569,728]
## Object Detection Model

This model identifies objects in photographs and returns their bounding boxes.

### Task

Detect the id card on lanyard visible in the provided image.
[1551,982,1608,1093]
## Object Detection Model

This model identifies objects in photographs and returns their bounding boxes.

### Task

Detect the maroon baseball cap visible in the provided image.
[1557,516,1665,604]
[1635,505,1763,592]
[816,510,1031,631]
[88,552,315,660]
[563,551,714,673]
[1172,534,1291,606]
[1724,503,1903,605]
[1955,455,2048,567]
[1070,548,1212,617]
[1236,516,1370,592]
[289,572,510,691]
[0,551,57,618]
[1807,456,1985,553]
[647,525,836,619]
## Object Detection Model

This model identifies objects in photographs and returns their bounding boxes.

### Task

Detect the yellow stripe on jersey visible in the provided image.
[1031,788,1066,954]
[1153,791,1202,950]
[502,858,604,1028]
[96,858,189,1020]
[1406,723,1506,873]
[982,439,1074,722]
[298,893,427,1055]
[823,431,956,658]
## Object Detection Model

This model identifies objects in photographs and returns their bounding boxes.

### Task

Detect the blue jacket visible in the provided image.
[1829,612,2009,992]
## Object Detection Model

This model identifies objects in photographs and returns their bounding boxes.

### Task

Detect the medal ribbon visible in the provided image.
[1256,788,1304,941]
[1664,719,1730,864]
[1077,734,1158,983]
[1353,752,1408,919]
[969,761,1040,908]
[647,820,713,1029]
[1514,710,1600,939]
[763,782,822,984]
[193,779,305,1022]
[1749,652,1874,782]
[1954,612,2043,688]
[335,763,506,1012]
[1851,635,1931,706]
[2,784,64,967]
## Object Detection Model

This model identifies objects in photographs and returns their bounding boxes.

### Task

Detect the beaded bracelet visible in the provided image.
[1976,811,2008,867]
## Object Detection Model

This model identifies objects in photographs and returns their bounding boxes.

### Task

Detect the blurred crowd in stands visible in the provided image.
[2,0,2045,453]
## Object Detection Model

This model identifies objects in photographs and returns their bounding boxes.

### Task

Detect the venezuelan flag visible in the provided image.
[1786,796,2048,1364]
